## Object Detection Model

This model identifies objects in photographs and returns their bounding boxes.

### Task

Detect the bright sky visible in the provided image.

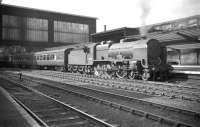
[2,0,200,32]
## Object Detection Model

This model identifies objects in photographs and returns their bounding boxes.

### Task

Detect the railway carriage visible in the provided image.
[9,53,34,68]
[34,49,71,71]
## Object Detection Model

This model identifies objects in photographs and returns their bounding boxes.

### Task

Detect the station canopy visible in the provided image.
[126,15,200,45]
[147,27,200,44]
[167,43,200,50]
[126,26,200,46]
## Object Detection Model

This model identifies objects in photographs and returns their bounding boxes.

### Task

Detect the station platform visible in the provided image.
[172,65,200,75]
[0,86,40,127]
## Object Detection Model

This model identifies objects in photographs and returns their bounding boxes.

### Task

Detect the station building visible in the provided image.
[0,4,96,51]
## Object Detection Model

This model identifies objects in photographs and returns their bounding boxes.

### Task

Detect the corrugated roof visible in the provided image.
[147,27,200,42]
[91,27,137,36]
[126,26,200,43]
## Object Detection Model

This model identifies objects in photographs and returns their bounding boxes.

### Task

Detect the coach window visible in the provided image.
[45,55,47,60]
[40,55,43,60]
[43,55,46,60]
[50,54,54,60]
[49,55,52,60]
[47,55,50,60]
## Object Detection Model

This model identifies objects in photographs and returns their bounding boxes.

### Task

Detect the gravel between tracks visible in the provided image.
[0,77,171,127]
[5,72,199,127]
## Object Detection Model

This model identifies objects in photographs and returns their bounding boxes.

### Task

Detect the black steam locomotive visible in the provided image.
[9,38,172,81]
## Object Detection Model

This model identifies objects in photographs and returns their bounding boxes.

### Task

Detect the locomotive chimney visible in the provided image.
[104,25,107,32]
[140,26,147,38]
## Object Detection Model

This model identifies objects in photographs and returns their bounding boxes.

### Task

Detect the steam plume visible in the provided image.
[139,0,152,36]
[140,0,151,26]
[181,0,200,15]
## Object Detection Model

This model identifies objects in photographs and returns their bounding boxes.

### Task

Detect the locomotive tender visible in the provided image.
[9,38,171,81]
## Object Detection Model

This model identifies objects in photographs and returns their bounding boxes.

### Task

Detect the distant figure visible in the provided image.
[19,72,22,80]
[136,61,143,74]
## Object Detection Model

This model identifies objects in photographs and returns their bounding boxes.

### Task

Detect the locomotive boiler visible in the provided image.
[93,39,170,80]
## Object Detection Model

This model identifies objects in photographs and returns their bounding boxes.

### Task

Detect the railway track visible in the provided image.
[2,71,200,127]
[0,76,116,127]
[32,70,200,103]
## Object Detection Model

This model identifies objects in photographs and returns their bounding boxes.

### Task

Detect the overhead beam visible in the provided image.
[176,32,200,43]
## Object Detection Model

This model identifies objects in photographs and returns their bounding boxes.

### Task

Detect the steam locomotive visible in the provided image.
[9,38,172,81]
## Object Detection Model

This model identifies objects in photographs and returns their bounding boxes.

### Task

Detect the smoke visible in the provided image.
[180,0,200,15]
[139,0,152,36]
[183,0,200,8]
[139,0,200,36]
[140,0,152,26]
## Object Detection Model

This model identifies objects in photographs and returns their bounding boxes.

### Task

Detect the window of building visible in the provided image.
[2,28,20,40]
[2,15,21,40]
[54,21,89,43]
[177,22,187,29]
[24,17,48,42]
[2,15,20,27]
[188,18,198,27]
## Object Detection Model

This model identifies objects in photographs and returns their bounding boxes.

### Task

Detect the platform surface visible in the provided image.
[0,86,40,127]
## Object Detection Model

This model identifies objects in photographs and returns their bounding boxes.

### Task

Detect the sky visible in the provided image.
[2,0,200,32]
